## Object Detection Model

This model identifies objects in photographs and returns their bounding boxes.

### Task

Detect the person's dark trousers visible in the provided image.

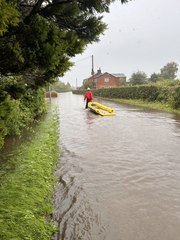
[86,99,90,108]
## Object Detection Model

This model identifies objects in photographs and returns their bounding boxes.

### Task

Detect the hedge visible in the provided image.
[0,76,47,149]
[73,84,180,110]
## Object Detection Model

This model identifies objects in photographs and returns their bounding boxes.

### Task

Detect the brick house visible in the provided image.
[83,68,126,89]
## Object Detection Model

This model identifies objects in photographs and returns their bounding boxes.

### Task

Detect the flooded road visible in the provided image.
[53,92,180,240]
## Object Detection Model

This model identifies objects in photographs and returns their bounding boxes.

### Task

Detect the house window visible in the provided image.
[104,77,109,83]
[94,78,98,83]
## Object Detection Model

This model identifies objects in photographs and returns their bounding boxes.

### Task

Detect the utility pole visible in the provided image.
[91,55,94,76]
[76,78,78,89]
[49,85,51,102]
[91,55,95,88]
[73,55,95,88]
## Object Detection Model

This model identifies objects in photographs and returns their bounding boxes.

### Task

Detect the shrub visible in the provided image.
[171,87,180,109]
[73,84,180,110]
[0,76,47,149]
[0,96,21,148]
[46,91,58,98]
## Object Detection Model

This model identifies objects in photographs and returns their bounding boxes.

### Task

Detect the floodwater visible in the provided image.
[53,92,180,240]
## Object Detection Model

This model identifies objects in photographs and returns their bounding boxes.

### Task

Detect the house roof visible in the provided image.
[111,73,126,78]
[85,72,102,81]
[84,72,126,81]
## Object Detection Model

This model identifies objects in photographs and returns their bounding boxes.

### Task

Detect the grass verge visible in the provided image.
[0,107,59,240]
[101,98,180,115]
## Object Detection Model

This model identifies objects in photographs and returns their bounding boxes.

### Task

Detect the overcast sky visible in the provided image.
[61,0,180,87]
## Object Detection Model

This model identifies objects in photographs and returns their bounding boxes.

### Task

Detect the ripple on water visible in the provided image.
[53,93,180,240]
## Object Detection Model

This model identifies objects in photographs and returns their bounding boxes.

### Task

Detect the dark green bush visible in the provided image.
[46,91,58,98]
[20,88,47,124]
[73,84,180,110]
[0,96,21,147]
[0,76,47,149]
[171,87,180,109]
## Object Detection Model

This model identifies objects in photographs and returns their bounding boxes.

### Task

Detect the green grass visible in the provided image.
[102,98,180,115]
[0,108,59,240]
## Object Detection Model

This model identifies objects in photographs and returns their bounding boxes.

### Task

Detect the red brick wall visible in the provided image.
[94,73,120,89]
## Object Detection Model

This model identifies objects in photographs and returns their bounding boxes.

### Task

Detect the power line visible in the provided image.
[74,55,92,63]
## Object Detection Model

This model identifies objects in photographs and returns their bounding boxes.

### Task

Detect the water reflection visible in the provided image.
[84,109,100,125]
[53,92,180,240]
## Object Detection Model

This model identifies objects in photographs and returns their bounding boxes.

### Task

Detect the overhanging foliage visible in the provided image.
[0,0,129,86]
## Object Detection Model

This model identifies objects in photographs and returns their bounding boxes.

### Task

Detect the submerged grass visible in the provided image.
[0,107,59,240]
[102,98,180,115]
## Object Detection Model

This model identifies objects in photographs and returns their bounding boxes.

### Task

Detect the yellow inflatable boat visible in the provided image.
[88,102,115,116]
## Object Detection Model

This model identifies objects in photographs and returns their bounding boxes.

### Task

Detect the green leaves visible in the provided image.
[51,80,72,92]
[0,0,125,85]
[74,81,180,110]
[0,0,20,36]
[160,62,178,80]
[129,71,147,85]
[0,76,47,149]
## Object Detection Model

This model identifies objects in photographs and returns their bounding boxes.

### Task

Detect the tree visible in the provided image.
[149,73,162,82]
[0,0,129,87]
[160,62,178,80]
[0,0,20,36]
[83,78,94,89]
[66,82,71,89]
[129,71,147,85]
[51,80,72,92]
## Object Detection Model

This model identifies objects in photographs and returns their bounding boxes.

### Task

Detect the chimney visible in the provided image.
[97,68,101,74]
